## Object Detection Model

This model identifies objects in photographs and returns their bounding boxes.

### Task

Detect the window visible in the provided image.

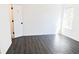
[62,7,74,30]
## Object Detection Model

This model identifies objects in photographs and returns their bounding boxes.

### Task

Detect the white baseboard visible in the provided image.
[23,33,56,36]
[61,33,79,42]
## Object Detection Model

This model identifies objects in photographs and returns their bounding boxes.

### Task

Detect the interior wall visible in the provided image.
[22,4,62,36]
[0,4,12,54]
[61,5,79,41]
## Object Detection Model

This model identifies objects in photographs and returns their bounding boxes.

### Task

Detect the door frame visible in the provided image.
[9,4,15,39]
[9,4,16,49]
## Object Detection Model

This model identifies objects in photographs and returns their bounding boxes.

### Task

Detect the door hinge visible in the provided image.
[11,7,13,10]
[13,32,15,34]
[12,20,14,22]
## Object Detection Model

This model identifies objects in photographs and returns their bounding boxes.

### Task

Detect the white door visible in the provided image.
[13,5,23,38]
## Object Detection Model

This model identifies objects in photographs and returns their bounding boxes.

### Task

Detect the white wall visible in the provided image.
[22,4,62,36]
[61,5,79,41]
[0,4,12,54]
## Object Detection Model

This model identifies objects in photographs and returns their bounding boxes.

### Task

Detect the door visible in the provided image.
[13,5,23,38]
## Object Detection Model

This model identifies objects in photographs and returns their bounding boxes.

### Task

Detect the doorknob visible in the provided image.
[21,22,23,24]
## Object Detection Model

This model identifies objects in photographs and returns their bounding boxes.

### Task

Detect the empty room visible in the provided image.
[0,4,79,54]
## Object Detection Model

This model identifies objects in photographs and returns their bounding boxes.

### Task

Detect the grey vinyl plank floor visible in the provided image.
[6,34,79,54]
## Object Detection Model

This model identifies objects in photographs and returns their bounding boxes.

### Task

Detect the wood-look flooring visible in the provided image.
[6,34,79,54]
